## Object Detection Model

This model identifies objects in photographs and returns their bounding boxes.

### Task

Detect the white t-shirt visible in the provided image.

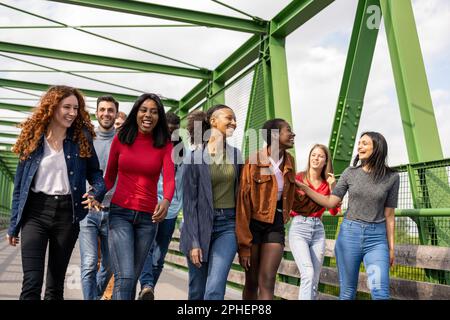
[31,137,71,195]
[269,156,284,201]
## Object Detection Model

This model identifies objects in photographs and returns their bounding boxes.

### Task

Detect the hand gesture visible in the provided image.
[389,249,395,267]
[6,234,19,246]
[239,255,251,271]
[327,173,336,187]
[82,193,102,211]
[152,199,170,223]
[190,248,203,268]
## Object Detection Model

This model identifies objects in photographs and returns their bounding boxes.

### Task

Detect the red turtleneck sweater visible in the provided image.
[104,132,175,214]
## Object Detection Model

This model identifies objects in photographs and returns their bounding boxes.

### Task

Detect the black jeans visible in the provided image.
[20,191,79,300]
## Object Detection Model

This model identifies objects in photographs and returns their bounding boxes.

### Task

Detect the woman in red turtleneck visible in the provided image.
[104,93,175,300]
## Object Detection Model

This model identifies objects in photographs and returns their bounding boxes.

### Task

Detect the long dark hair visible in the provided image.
[186,104,231,145]
[118,93,170,148]
[262,118,288,146]
[353,131,394,182]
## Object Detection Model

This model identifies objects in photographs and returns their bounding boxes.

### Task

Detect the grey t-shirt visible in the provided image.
[332,167,400,223]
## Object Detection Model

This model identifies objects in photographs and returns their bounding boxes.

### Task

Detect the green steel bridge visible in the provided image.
[0,0,448,299]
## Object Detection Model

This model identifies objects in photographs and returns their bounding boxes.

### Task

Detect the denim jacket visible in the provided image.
[8,128,106,237]
[180,144,242,262]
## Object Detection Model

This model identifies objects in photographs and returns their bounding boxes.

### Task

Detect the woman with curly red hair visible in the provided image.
[6,85,106,300]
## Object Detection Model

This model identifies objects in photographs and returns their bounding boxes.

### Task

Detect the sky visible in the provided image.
[0,0,448,169]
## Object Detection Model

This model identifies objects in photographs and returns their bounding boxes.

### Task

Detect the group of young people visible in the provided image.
[6,85,399,301]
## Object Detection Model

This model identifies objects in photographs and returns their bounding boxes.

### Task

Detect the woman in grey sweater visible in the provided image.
[296,132,399,300]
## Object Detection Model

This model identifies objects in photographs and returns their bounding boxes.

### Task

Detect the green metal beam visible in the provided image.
[380,0,448,284]
[205,77,225,110]
[173,35,263,115]
[0,153,18,158]
[0,102,34,113]
[0,158,13,180]
[0,41,210,80]
[0,24,201,29]
[174,0,338,116]
[328,0,380,174]
[0,132,19,139]
[271,0,335,37]
[380,0,443,162]
[1,159,18,165]
[0,120,19,127]
[46,0,267,34]
[214,35,261,83]
[175,80,209,115]
[0,142,14,148]
[0,78,179,108]
[242,62,265,158]
[263,35,293,125]
[0,100,97,121]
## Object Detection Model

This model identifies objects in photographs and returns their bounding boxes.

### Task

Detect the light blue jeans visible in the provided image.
[79,210,112,300]
[139,217,177,290]
[288,216,326,300]
[335,219,390,300]
[187,209,237,300]
[108,204,158,300]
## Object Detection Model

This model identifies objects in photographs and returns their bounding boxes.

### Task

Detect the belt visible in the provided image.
[31,191,71,201]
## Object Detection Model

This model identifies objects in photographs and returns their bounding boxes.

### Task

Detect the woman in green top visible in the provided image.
[180,105,242,300]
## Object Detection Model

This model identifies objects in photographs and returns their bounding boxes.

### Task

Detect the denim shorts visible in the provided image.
[250,200,285,245]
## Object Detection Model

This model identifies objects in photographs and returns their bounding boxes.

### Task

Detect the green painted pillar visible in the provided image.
[263,34,293,125]
[380,0,443,163]
[205,74,225,110]
[380,0,447,284]
[329,0,380,175]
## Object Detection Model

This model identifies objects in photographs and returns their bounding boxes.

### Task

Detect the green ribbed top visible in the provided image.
[209,152,235,209]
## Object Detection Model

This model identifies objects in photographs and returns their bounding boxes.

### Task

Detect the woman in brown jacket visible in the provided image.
[236,118,321,300]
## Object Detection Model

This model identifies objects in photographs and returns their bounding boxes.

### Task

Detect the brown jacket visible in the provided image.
[236,148,322,257]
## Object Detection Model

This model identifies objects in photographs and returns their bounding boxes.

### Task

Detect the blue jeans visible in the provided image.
[79,210,112,300]
[288,216,326,300]
[335,219,390,300]
[139,217,177,289]
[108,204,158,300]
[187,209,237,300]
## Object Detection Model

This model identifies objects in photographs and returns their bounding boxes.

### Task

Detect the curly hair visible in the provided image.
[13,85,96,161]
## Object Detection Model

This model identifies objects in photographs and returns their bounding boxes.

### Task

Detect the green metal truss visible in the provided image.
[0,2,447,289]
[0,41,210,80]
[328,0,380,174]
[0,102,34,113]
[0,78,178,108]
[46,0,268,34]
[270,0,335,37]
[380,0,447,284]
[0,132,19,139]
[325,0,447,284]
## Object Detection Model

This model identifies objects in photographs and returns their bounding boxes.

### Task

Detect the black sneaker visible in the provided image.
[138,286,154,300]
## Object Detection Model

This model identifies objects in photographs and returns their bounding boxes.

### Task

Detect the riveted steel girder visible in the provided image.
[328,0,380,174]
[380,0,443,163]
